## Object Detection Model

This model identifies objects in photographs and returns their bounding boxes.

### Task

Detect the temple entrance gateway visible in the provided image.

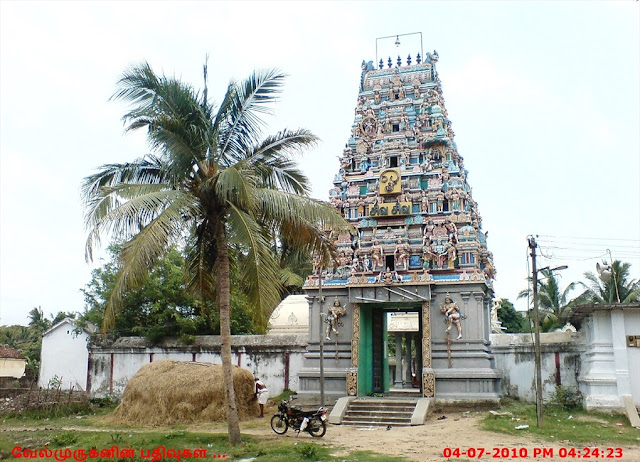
[297,43,501,405]
[357,307,422,395]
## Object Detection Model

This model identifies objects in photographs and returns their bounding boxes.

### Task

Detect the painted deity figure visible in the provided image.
[421,191,429,213]
[446,239,457,267]
[377,267,400,284]
[362,254,371,272]
[390,74,405,100]
[325,297,347,341]
[370,240,384,270]
[436,191,445,212]
[359,154,370,173]
[351,256,362,272]
[449,189,461,211]
[394,239,411,270]
[422,220,435,244]
[422,242,435,269]
[440,294,465,340]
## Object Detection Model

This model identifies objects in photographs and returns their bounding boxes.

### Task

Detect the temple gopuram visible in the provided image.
[299,49,501,404]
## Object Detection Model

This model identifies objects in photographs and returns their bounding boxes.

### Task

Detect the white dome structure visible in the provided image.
[267,294,309,335]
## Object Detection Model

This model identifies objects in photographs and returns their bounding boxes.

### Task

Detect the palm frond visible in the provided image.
[82,156,167,199]
[213,165,258,213]
[184,220,217,310]
[226,203,282,332]
[245,129,318,194]
[110,61,162,107]
[216,70,285,165]
[85,189,193,262]
[101,198,198,331]
[279,267,304,289]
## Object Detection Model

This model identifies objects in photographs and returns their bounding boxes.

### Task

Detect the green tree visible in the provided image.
[28,306,51,332]
[82,62,346,444]
[577,260,640,304]
[496,299,526,333]
[518,269,577,332]
[0,325,40,380]
[80,244,256,341]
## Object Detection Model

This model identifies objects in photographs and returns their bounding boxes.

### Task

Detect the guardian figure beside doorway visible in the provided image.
[440,294,466,340]
[326,297,347,340]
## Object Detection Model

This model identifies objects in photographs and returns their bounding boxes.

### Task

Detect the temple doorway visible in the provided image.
[359,305,422,395]
[388,312,421,392]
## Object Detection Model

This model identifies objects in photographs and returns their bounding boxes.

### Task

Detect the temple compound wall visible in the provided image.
[491,332,584,401]
[87,335,306,398]
[83,310,640,414]
[299,52,500,403]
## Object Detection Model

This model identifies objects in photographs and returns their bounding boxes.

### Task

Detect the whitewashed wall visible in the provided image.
[88,334,307,398]
[90,332,585,403]
[39,319,89,391]
[579,307,640,411]
[83,325,640,412]
[490,332,585,401]
[0,358,26,379]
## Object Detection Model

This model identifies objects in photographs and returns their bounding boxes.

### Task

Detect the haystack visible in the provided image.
[111,360,259,425]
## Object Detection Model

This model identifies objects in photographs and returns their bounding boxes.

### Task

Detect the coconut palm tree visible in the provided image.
[578,260,640,304]
[28,306,50,331]
[82,62,347,444]
[517,269,577,331]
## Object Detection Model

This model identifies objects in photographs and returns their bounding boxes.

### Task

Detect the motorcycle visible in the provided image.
[270,399,327,437]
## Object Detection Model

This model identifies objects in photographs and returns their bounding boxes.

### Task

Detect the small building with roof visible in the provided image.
[39,318,93,391]
[0,346,26,379]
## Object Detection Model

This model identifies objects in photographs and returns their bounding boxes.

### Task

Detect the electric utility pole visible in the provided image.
[529,236,543,428]
[318,268,325,407]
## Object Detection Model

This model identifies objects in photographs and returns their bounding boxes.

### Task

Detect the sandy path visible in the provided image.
[242,411,640,462]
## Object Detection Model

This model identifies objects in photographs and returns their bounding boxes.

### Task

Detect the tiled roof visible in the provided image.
[0,346,25,359]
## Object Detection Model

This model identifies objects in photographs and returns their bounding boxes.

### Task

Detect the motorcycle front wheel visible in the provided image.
[270,415,288,435]
[307,419,327,438]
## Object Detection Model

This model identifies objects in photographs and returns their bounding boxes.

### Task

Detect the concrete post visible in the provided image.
[395,333,402,387]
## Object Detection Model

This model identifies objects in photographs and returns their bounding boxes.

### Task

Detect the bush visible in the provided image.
[295,443,319,459]
[51,432,79,447]
[550,386,583,411]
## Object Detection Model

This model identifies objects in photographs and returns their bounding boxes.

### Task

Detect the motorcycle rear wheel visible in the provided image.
[307,419,327,438]
[270,415,288,435]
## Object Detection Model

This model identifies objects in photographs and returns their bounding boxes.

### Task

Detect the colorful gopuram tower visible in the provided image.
[299,50,500,404]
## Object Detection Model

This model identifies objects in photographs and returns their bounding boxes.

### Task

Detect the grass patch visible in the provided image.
[1,402,117,428]
[481,400,640,446]
[0,429,409,461]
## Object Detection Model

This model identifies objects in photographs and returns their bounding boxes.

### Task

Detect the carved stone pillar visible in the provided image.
[405,333,412,383]
[421,300,435,397]
[348,303,360,396]
[394,334,402,387]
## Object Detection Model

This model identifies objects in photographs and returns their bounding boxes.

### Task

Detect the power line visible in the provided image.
[537,234,640,243]
[537,241,640,250]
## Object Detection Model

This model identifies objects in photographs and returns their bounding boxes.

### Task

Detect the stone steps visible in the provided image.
[340,398,418,427]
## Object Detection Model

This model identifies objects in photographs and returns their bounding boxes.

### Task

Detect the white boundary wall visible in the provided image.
[490,332,584,401]
[88,334,307,398]
[83,326,637,413]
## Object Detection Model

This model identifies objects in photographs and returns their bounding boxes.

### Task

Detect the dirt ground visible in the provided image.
[4,408,640,461]
[241,410,640,462]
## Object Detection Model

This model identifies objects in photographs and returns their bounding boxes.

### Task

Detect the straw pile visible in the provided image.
[111,360,259,425]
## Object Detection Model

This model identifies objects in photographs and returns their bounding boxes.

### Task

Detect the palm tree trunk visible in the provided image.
[215,222,242,445]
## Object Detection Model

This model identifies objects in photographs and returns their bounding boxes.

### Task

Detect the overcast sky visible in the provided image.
[1,1,639,326]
